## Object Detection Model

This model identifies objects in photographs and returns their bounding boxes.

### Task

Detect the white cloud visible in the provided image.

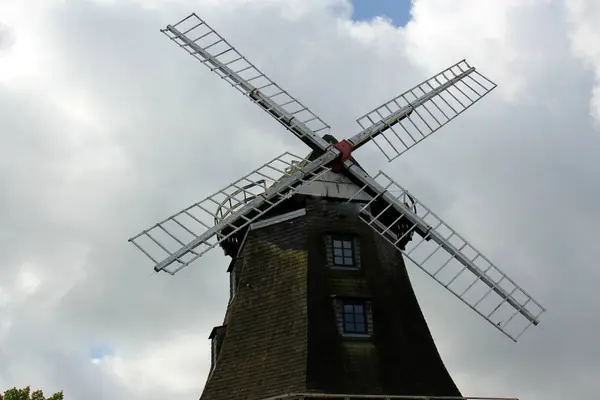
[95,333,208,397]
[565,0,600,123]
[16,268,41,295]
[0,0,599,399]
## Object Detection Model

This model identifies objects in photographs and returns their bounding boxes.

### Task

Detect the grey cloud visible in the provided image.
[1,1,600,400]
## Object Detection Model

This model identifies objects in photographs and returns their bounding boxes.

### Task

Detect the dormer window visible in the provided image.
[332,296,373,338]
[333,236,355,266]
[228,260,240,299]
[209,325,227,372]
[325,234,360,270]
[230,265,238,297]
[343,300,368,334]
[211,333,218,367]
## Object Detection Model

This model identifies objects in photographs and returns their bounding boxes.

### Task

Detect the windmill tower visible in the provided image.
[129,13,546,400]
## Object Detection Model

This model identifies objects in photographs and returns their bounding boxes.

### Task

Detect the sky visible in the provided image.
[0,0,600,399]
[351,0,411,26]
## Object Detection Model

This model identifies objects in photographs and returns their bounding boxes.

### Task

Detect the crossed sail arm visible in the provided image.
[129,152,333,274]
[161,13,331,152]
[345,166,546,341]
[142,13,546,340]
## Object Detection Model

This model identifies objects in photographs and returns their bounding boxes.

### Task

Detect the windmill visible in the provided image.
[129,12,546,400]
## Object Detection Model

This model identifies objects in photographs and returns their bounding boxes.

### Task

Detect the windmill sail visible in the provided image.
[161,13,330,151]
[353,60,496,162]
[345,168,545,341]
[133,11,546,345]
[129,152,332,275]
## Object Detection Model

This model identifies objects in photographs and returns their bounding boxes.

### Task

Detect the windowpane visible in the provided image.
[341,300,368,335]
[330,235,357,268]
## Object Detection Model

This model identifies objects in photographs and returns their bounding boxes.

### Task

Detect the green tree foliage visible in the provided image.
[1,386,63,400]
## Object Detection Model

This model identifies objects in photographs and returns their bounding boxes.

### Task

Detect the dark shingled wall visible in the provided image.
[200,197,460,400]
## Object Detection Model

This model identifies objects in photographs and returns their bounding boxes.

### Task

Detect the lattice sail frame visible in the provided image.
[129,153,330,275]
[355,60,497,162]
[347,171,546,341]
[161,13,331,150]
[128,12,546,340]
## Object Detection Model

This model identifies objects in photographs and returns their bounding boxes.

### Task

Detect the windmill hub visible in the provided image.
[128,12,547,400]
[330,139,354,172]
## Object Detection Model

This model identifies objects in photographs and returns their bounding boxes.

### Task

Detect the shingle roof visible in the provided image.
[201,196,460,400]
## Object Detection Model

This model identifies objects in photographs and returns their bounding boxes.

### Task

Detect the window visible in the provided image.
[211,334,218,368]
[332,297,372,337]
[324,234,361,270]
[230,266,237,297]
[228,260,240,299]
[342,300,368,335]
[209,325,227,372]
[331,235,355,267]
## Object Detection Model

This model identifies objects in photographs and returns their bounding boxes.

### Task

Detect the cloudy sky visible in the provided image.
[1,0,599,399]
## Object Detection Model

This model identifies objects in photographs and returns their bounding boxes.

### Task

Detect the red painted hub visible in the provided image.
[331,140,354,172]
